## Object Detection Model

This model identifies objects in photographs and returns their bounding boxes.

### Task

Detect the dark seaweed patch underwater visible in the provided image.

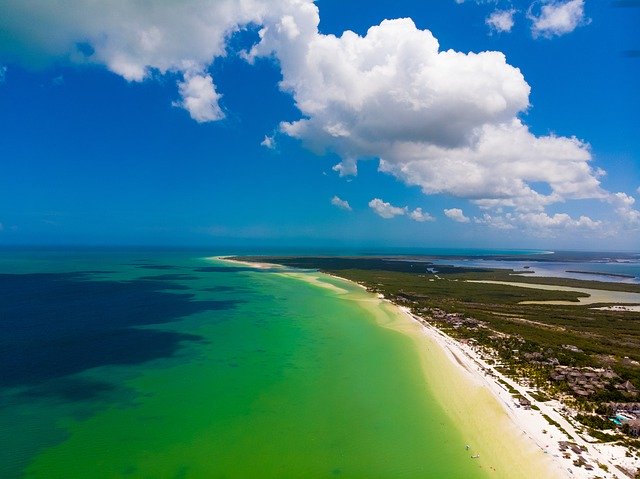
[0,271,239,389]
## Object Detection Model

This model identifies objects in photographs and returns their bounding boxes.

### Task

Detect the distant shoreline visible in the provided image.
[565,270,636,279]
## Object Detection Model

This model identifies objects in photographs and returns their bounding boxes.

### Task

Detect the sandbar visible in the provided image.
[468,280,640,306]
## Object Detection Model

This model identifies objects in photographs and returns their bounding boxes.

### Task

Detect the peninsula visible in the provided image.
[230,255,640,479]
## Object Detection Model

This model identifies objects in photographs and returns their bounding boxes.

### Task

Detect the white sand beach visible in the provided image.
[395,305,639,479]
[218,257,639,478]
[210,256,281,269]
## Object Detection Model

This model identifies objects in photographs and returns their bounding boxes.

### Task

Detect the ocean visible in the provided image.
[0,249,488,478]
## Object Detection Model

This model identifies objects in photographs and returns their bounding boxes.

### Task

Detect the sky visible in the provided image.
[0,0,639,251]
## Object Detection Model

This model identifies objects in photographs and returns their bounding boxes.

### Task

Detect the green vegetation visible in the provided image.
[529,391,551,402]
[542,414,562,430]
[575,414,614,430]
[242,256,640,369]
[237,255,640,443]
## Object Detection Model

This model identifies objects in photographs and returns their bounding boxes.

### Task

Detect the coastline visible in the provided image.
[216,257,568,477]
[351,283,639,478]
[468,279,640,306]
[354,294,567,479]
[341,281,640,479]
[218,256,639,478]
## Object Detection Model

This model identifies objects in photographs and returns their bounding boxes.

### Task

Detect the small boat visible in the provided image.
[471,454,480,459]
[465,445,470,450]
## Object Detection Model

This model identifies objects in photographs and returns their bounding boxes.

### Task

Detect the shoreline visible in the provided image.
[217,256,636,478]
[468,279,640,306]
[395,307,633,479]
[365,301,566,478]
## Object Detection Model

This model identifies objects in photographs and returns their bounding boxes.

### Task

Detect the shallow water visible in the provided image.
[1,250,488,478]
[430,258,640,284]
[468,279,640,305]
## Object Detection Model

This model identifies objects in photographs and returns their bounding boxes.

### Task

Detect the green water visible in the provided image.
[1,251,488,478]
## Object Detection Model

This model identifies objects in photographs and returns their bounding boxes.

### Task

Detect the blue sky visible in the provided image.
[0,0,638,251]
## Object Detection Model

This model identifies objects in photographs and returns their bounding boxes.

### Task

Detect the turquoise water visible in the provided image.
[0,249,488,478]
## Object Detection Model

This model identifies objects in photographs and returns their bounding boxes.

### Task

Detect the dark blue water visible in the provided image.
[0,249,252,477]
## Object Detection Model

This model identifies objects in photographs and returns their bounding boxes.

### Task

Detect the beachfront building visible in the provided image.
[518,397,532,410]
[627,419,640,437]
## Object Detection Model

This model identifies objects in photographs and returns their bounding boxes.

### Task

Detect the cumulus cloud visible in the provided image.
[472,211,602,234]
[368,198,407,219]
[519,212,601,229]
[246,14,605,213]
[622,209,640,225]
[528,0,589,38]
[268,18,531,151]
[378,120,604,211]
[261,135,276,149]
[610,192,640,226]
[173,72,224,122]
[486,9,516,33]
[474,212,516,230]
[0,0,621,231]
[409,207,435,222]
[331,195,352,211]
[444,208,470,223]
[367,199,432,222]
[0,0,298,120]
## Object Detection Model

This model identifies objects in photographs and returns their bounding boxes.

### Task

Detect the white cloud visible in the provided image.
[409,207,434,222]
[474,212,516,230]
[0,0,618,230]
[261,135,276,149]
[246,14,605,214]
[332,158,358,177]
[368,198,407,219]
[486,9,516,33]
[444,208,470,223]
[377,119,604,211]
[173,72,224,122]
[609,192,640,226]
[528,0,589,38]
[331,195,352,211]
[267,18,531,152]
[612,191,635,208]
[472,211,602,235]
[0,0,302,120]
[367,198,431,221]
[622,209,640,225]
[519,212,601,229]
